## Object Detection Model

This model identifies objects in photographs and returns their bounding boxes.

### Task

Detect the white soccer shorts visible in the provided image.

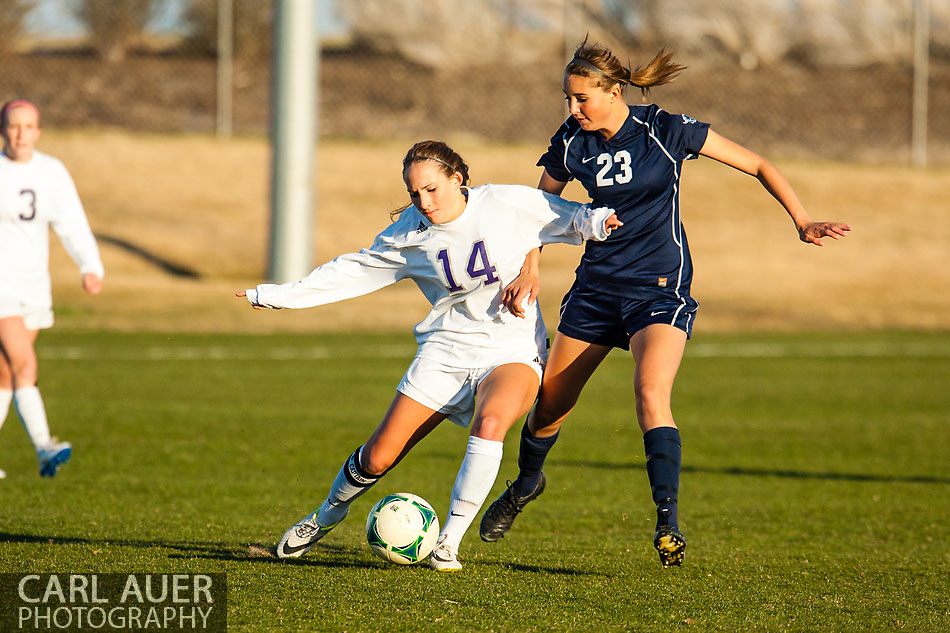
[0,299,54,330]
[397,355,544,427]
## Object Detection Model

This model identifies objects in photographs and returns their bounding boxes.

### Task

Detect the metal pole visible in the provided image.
[911,0,929,167]
[268,0,317,281]
[216,0,233,138]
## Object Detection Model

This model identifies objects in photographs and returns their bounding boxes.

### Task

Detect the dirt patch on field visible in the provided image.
[41,131,949,334]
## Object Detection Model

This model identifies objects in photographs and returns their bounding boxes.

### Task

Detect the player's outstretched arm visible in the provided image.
[699,129,852,246]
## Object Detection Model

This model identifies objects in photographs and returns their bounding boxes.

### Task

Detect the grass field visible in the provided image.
[0,330,946,632]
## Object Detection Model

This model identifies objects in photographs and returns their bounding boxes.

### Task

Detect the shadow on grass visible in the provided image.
[95,233,201,279]
[0,532,365,569]
[495,562,604,576]
[550,460,950,485]
[0,533,601,576]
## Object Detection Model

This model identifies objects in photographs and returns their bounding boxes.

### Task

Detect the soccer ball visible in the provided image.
[365,492,440,565]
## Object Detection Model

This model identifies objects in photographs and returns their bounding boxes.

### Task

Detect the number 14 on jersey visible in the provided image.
[436,240,499,292]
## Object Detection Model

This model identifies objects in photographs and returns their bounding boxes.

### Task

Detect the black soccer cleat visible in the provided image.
[479,474,546,542]
[653,503,686,567]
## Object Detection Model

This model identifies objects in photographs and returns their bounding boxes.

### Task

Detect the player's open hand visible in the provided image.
[798,221,851,246]
[502,270,540,319]
[82,273,102,295]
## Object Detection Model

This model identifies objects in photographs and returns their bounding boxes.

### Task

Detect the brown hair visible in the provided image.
[392,140,470,219]
[402,140,470,185]
[566,38,685,99]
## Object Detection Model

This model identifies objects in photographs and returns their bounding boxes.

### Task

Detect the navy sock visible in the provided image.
[643,426,681,527]
[512,423,558,497]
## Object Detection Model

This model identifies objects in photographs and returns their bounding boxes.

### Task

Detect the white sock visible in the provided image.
[0,389,12,432]
[14,386,51,450]
[318,446,379,527]
[439,436,504,551]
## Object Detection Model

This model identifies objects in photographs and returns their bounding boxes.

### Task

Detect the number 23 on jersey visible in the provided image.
[594,150,633,187]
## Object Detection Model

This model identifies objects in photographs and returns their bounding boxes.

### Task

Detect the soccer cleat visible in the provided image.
[479,473,546,542]
[0,468,6,479]
[38,439,72,478]
[653,504,686,567]
[276,509,344,559]
[428,537,462,571]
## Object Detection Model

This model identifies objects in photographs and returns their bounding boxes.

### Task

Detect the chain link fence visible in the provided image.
[1,0,948,164]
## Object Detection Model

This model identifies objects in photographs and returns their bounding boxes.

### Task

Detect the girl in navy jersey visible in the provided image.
[480,41,851,567]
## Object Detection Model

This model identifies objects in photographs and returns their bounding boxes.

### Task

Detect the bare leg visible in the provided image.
[0,317,50,450]
[516,332,610,491]
[629,323,687,433]
[435,363,541,562]
[630,324,688,567]
[528,332,612,436]
[277,393,447,559]
[479,334,611,542]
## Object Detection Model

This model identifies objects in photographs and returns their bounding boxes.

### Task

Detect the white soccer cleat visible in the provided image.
[428,537,462,571]
[0,468,6,479]
[276,509,344,559]
[38,438,72,478]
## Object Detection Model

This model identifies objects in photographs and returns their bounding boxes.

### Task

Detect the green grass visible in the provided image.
[0,330,947,632]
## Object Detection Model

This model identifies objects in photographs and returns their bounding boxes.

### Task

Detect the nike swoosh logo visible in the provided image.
[281,540,314,555]
[581,156,596,164]
[650,311,668,316]
[450,512,464,517]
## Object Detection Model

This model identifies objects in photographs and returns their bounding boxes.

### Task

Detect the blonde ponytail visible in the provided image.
[567,38,685,98]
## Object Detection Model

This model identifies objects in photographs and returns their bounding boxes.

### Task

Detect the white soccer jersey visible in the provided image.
[248,184,613,368]
[0,151,104,309]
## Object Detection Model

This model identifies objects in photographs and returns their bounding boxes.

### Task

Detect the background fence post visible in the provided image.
[216,0,233,139]
[912,0,929,167]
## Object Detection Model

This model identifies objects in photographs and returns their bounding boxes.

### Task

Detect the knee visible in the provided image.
[358,446,393,477]
[9,356,38,387]
[471,412,510,441]
[634,379,672,419]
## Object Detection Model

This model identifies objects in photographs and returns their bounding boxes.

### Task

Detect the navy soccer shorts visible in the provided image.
[556,283,699,350]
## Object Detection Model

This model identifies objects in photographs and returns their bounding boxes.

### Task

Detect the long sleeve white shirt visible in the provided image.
[247,184,612,368]
[0,151,104,308]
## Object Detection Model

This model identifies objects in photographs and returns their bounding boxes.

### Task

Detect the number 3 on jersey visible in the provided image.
[595,150,633,187]
[437,240,499,292]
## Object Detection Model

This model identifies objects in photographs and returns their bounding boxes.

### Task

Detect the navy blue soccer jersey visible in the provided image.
[538,104,709,298]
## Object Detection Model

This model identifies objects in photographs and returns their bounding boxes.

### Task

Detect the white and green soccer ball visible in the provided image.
[365,493,440,565]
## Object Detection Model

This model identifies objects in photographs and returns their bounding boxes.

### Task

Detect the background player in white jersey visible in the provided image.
[237,140,620,570]
[480,40,851,567]
[0,99,104,478]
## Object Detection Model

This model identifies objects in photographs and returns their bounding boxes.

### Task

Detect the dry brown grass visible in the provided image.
[41,130,949,334]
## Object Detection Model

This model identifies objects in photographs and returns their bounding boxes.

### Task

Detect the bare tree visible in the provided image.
[73,0,155,63]
[0,0,34,57]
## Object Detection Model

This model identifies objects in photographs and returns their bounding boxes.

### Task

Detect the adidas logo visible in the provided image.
[416,221,428,233]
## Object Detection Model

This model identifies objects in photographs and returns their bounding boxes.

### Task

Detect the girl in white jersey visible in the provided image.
[0,99,104,478]
[237,140,620,570]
